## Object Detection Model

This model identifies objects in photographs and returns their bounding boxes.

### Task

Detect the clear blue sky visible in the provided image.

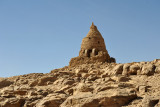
[0,0,160,77]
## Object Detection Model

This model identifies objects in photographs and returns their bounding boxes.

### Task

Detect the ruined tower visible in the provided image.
[69,22,115,66]
[79,22,110,59]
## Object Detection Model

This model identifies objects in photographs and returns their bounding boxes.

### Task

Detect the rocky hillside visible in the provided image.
[0,59,160,107]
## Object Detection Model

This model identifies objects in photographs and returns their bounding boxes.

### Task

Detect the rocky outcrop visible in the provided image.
[61,88,137,107]
[0,59,160,107]
[0,78,13,89]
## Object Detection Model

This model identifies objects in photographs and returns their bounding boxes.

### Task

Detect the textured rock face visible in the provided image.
[0,78,13,89]
[1,59,160,107]
[69,23,115,67]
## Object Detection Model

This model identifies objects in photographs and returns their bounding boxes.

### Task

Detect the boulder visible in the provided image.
[122,63,131,75]
[112,64,124,75]
[141,64,156,76]
[138,85,147,94]
[61,88,137,107]
[155,66,160,73]
[38,76,57,86]
[73,83,93,95]
[142,95,159,107]
[129,64,140,75]
[0,79,13,89]
[36,93,67,107]
[75,69,88,74]
[0,98,25,107]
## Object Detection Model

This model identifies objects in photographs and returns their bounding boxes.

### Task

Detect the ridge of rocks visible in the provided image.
[86,22,103,38]
[0,59,160,107]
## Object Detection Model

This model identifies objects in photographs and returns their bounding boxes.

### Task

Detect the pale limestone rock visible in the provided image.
[129,64,140,75]
[142,95,159,107]
[0,98,25,107]
[122,63,131,75]
[1,59,160,107]
[75,69,88,74]
[116,76,131,82]
[0,79,13,89]
[73,83,93,95]
[38,76,57,86]
[111,64,123,75]
[155,66,160,73]
[138,85,147,94]
[61,88,137,107]
[36,93,67,107]
[141,64,156,75]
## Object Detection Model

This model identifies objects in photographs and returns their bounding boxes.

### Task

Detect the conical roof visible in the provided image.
[80,22,108,53]
[86,22,103,38]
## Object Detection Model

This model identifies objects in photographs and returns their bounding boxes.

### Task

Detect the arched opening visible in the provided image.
[87,49,92,57]
[95,50,98,55]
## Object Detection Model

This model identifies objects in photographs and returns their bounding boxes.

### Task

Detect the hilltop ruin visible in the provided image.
[69,22,116,66]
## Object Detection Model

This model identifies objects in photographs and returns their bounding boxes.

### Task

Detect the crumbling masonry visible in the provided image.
[69,22,116,66]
